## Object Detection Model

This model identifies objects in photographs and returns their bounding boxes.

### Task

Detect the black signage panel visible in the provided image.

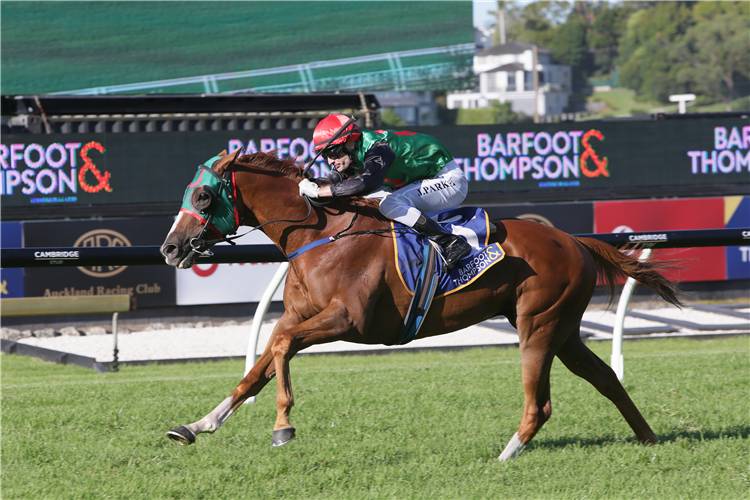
[411,118,749,195]
[2,118,747,213]
[484,202,593,235]
[22,217,176,307]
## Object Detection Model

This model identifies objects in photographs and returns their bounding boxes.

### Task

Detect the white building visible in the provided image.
[447,41,572,117]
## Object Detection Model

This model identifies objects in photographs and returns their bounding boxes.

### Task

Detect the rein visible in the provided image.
[185,154,401,261]
[286,208,404,261]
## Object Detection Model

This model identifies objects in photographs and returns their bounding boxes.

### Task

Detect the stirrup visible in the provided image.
[439,237,471,268]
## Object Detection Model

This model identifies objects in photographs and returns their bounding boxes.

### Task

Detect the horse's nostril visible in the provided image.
[162,244,178,258]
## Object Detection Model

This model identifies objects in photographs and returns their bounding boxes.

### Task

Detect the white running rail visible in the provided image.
[52,44,475,96]
[611,247,653,381]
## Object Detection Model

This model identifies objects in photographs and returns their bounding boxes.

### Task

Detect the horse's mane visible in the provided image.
[234,150,384,218]
[236,151,304,181]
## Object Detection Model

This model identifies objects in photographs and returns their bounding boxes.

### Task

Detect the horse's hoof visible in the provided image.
[272,427,296,447]
[167,426,196,446]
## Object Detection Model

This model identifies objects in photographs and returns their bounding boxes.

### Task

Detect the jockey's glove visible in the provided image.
[298,178,320,198]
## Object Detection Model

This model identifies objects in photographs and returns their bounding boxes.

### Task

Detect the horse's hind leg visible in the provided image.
[556,331,658,444]
[498,333,557,461]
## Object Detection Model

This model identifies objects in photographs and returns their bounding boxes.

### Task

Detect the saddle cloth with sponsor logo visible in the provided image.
[392,207,505,299]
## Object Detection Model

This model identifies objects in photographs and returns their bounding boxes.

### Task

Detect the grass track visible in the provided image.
[2,336,748,499]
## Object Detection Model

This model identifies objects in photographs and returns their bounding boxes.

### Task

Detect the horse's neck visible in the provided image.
[236,167,383,253]
[253,192,377,255]
[241,177,331,253]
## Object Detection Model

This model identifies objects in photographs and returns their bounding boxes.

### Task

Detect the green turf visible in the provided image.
[1,1,472,94]
[2,336,748,499]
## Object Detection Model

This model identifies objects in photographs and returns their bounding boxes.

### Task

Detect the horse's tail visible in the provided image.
[575,237,683,308]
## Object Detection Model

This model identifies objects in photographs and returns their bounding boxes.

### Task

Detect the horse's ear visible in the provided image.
[213,148,242,174]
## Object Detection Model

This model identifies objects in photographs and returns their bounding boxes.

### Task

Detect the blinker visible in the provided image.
[194,185,218,214]
[179,155,240,238]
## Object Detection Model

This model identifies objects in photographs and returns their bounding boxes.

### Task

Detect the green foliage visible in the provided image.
[617,1,750,105]
[380,108,408,127]
[673,9,750,110]
[453,101,530,125]
[2,336,748,499]
[552,13,591,90]
[491,1,749,107]
[589,4,631,76]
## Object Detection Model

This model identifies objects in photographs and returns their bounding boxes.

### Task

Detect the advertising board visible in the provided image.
[594,197,734,283]
[22,217,176,306]
[0,221,24,297]
[175,228,285,306]
[2,118,747,217]
[484,202,593,234]
[725,196,750,280]
[0,132,331,210]
[428,119,749,197]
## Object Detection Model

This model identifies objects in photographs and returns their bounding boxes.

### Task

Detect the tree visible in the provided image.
[552,12,590,90]
[672,5,750,110]
[489,1,570,46]
[588,3,632,76]
[617,2,695,102]
[488,1,513,46]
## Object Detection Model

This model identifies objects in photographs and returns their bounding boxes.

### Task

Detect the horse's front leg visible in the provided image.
[269,301,356,446]
[167,312,302,446]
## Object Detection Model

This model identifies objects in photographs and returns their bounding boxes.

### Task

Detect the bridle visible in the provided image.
[180,155,315,257]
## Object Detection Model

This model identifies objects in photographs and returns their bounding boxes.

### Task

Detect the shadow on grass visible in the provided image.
[515,425,748,454]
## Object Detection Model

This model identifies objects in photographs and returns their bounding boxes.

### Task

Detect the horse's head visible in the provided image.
[161,148,244,268]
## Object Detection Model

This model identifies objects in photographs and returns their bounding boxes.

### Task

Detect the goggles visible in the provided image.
[321,142,353,160]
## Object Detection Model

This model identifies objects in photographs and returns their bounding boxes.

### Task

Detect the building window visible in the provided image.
[507,73,516,91]
[487,74,498,92]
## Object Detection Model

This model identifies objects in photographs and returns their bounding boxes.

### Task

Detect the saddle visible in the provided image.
[389,207,505,345]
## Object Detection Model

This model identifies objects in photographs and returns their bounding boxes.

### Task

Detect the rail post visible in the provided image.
[611,247,653,381]
[112,312,119,372]
[243,262,289,404]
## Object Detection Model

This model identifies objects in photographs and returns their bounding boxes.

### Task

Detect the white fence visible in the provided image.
[52,44,475,96]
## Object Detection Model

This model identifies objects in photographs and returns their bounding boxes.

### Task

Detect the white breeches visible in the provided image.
[370,160,468,228]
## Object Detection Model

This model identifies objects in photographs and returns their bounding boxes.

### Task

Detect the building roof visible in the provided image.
[475,40,552,56]
[485,63,524,73]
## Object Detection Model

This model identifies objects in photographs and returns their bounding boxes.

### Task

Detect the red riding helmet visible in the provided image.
[312,114,361,152]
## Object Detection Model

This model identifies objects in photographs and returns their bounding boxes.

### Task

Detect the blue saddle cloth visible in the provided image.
[393,207,505,298]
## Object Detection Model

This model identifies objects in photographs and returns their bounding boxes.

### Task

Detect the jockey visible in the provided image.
[299,113,471,267]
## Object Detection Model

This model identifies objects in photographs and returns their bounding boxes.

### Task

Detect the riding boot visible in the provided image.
[412,214,472,268]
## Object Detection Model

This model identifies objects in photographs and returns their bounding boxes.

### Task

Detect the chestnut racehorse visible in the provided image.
[161,149,681,461]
